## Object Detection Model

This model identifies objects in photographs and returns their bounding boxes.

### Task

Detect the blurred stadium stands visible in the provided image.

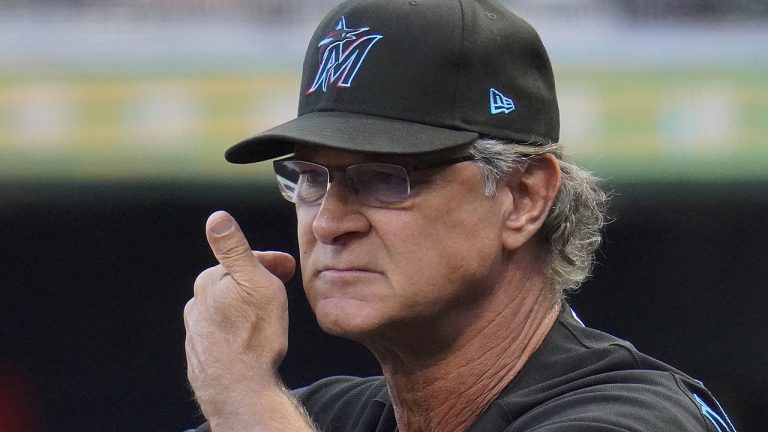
[2,0,768,19]
[1,0,766,181]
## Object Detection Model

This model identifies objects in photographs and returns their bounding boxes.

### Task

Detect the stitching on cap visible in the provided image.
[451,0,469,129]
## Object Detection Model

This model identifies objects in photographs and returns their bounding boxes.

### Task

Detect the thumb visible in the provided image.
[206,210,268,285]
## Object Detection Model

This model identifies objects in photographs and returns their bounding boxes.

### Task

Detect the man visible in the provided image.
[184,0,737,430]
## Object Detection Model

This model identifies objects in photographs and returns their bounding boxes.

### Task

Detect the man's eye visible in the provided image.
[370,170,400,185]
[299,171,325,185]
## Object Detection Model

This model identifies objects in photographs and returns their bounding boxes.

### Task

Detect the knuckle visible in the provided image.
[194,265,223,296]
[183,298,195,324]
[193,272,207,295]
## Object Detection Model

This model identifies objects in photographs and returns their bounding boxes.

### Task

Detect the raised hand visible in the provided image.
[184,211,315,431]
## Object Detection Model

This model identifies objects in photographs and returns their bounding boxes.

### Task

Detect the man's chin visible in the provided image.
[313,299,382,339]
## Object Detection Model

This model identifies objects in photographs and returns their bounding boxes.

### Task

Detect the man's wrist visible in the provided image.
[204,381,317,432]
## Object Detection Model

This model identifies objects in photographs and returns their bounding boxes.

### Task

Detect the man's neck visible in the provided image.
[369,284,561,432]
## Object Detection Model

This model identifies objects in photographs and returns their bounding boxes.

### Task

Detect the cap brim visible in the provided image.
[225,111,479,163]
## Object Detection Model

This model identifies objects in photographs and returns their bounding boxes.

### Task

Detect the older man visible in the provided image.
[183,0,736,431]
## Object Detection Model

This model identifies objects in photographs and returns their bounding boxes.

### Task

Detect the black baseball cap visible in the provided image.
[225,0,559,163]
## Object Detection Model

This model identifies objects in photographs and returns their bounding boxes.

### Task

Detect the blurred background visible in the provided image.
[0,0,766,430]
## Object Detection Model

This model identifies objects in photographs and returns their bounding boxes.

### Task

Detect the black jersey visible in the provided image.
[295,306,736,432]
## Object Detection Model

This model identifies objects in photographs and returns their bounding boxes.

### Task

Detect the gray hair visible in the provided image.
[469,138,609,299]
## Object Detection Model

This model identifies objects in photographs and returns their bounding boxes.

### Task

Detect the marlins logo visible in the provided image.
[306,17,383,94]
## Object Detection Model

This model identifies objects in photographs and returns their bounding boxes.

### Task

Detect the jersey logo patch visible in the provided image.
[490,88,515,114]
[694,393,737,432]
[306,16,383,94]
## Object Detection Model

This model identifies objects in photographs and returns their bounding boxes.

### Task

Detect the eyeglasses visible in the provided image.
[273,154,475,208]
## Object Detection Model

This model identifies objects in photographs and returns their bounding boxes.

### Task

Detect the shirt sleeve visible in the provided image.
[503,373,727,432]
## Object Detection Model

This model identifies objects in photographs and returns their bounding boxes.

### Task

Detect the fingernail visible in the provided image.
[210,218,234,236]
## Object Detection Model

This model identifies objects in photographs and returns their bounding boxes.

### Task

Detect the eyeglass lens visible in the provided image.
[273,161,411,207]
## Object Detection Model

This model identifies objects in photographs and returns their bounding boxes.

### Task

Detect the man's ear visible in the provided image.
[499,154,561,251]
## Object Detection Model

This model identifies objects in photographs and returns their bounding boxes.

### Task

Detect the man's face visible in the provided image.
[295,145,510,344]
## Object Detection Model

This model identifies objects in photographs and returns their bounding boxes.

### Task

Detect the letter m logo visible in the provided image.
[306,17,383,94]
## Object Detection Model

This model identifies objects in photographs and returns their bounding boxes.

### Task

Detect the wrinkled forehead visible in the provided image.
[293,143,473,165]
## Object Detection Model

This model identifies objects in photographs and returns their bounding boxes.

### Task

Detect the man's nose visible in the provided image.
[311,178,371,245]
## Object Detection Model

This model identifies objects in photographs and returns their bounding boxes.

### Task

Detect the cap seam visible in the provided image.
[451,0,469,132]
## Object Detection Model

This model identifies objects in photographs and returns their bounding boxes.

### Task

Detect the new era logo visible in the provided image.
[489,88,515,114]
